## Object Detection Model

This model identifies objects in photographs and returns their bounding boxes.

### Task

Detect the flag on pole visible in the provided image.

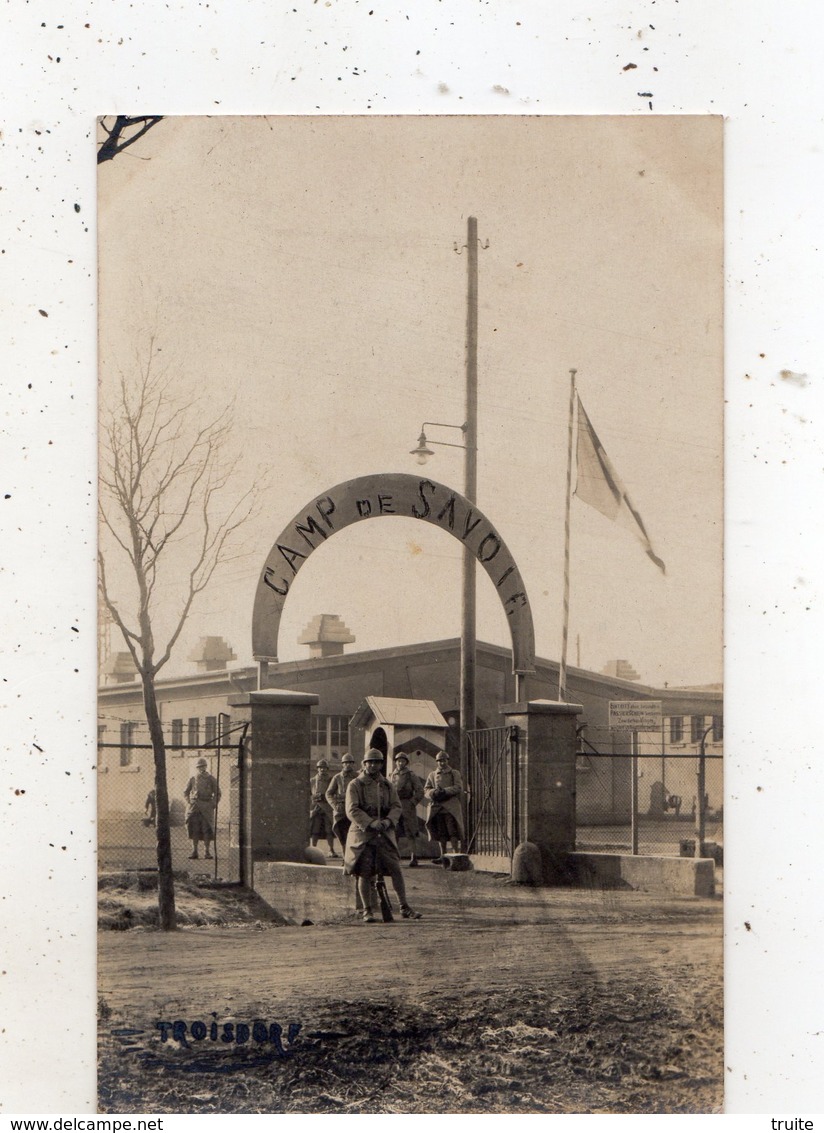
[574,394,666,574]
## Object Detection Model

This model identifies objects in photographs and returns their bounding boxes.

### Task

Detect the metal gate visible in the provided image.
[465,725,520,858]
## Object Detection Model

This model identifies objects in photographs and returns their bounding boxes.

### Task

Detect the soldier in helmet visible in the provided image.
[424,750,465,860]
[325,752,357,855]
[309,758,338,858]
[390,752,425,867]
[344,749,422,922]
[183,757,220,861]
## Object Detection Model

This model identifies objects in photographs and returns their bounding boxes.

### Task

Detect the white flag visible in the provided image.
[575,395,666,574]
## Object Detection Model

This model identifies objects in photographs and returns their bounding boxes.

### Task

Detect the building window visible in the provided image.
[188,717,200,748]
[170,719,183,749]
[310,714,351,757]
[310,714,326,748]
[669,716,683,744]
[690,715,705,744]
[205,716,217,746]
[712,715,723,743]
[120,721,138,767]
[330,715,349,750]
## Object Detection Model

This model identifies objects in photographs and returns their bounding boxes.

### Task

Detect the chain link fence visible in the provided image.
[98,719,245,879]
[575,726,723,860]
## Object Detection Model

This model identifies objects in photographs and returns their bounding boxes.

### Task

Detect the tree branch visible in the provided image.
[98,552,143,672]
[99,339,260,682]
[97,116,164,164]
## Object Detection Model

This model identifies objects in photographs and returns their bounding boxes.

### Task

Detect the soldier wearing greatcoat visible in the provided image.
[344,749,422,923]
[390,752,426,867]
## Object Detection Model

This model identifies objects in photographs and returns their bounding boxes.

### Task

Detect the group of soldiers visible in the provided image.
[145,747,464,922]
[309,748,465,923]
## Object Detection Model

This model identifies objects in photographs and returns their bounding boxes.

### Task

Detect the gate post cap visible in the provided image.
[501,700,583,716]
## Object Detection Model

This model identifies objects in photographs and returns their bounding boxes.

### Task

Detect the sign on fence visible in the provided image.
[609,700,663,731]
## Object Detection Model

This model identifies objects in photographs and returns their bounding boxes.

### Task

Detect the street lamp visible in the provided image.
[409,421,469,465]
[410,433,434,465]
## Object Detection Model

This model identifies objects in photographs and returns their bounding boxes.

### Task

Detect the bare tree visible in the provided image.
[99,340,256,930]
[98,116,163,164]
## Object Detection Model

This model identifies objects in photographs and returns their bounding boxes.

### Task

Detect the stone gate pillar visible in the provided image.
[228,689,318,876]
[501,698,582,884]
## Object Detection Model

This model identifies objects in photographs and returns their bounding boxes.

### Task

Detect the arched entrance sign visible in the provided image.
[252,473,536,674]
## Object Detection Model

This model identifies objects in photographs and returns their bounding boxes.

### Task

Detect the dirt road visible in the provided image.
[98,871,723,1113]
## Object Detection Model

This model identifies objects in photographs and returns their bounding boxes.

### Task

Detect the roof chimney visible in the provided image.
[188,636,237,672]
[103,651,138,684]
[298,614,355,659]
[601,659,641,682]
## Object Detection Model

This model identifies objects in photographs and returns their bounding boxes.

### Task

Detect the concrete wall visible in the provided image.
[566,852,715,897]
[254,861,358,924]
[253,854,714,925]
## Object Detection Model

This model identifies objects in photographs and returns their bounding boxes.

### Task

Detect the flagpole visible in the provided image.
[558,369,577,701]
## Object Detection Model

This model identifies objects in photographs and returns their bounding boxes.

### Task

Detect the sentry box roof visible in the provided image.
[350,696,448,730]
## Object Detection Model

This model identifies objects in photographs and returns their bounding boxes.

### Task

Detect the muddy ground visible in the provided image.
[98,869,722,1114]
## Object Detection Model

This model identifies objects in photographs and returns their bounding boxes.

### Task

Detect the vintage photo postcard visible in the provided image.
[96,114,723,1113]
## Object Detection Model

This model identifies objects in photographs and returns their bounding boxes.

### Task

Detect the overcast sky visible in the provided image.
[98,114,722,688]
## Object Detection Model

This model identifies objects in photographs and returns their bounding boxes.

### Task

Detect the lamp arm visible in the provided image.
[422,419,468,434]
[427,438,468,451]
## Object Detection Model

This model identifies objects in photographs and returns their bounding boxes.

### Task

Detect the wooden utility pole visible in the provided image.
[460,217,479,795]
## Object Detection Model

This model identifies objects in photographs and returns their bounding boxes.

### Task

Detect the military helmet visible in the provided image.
[341,753,355,764]
[394,753,410,764]
[196,757,208,768]
[316,758,329,769]
[363,748,383,763]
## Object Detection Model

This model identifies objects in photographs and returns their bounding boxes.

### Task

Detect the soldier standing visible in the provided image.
[309,758,338,858]
[325,753,357,855]
[424,750,465,860]
[390,753,425,867]
[183,757,221,861]
[344,749,422,922]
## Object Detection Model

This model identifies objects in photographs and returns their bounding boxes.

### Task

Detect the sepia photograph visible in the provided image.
[95,114,723,1113]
